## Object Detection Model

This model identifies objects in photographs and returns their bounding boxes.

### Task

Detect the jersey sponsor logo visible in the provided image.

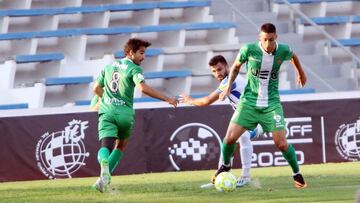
[335,117,360,161]
[270,70,278,80]
[168,123,222,171]
[35,120,90,179]
[251,69,278,80]
[112,61,128,70]
[104,97,126,106]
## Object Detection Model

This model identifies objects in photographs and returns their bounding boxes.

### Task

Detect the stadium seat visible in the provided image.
[333,38,360,47]
[279,88,315,94]
[0,22,236,40]
[0,103,28,110]
[15,52,64,63]
[272,0,359,20]
[114,48,164,58]
[0,1,211,17]
[0,1,212,33]
[297,15,360,39]
[143,69,192,79]
[45,76,93,86]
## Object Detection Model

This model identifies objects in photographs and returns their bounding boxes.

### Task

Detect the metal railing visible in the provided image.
[279,0,360,89]
[220,0,360,91]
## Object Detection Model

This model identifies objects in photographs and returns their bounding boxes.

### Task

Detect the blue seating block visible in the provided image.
[300,15,360,25]
[0,1,211,17]
[45,76,93,86]
[0,22,236,41]
[0,103,28,110]
[15,52,64,63]
[333,38,360,47]
[114,48,164,58]
[144,70,192,79]
[75,100,91,106]
[279,88,315,94]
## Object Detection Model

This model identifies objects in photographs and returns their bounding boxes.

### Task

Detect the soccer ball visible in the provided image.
[214,172,237,192]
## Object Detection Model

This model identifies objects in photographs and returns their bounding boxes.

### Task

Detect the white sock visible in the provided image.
[239,131,253,177]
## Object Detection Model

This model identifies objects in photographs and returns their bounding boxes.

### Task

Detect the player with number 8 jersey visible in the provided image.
[97,59,143,115]
[92,38,178,192]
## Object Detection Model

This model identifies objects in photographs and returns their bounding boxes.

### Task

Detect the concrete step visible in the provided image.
[210,0,266,15]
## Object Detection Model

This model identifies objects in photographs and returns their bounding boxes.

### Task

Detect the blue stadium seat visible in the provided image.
[279,88,315,94]
[15,52,64,63]
[114,48,164,58]
[300,15,360,25]
[75,100,91,106]
[45,76,93,86]
[144,70,192,79]
[332,38,360,47]
[0,1,211,17]
[0,103,28,110]
[0,22,236,41]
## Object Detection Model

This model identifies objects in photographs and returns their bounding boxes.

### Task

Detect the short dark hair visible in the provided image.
[208,55,228,66]
[260,23,276,34]
[124,38,151,55]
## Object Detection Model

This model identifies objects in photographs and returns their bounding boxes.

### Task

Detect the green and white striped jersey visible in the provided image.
[237,42,293,108]
[97,58,145,114]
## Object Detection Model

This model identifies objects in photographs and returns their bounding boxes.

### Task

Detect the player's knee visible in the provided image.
[275,141,288,151]
[224,136,236,145]
[115,143,126,151]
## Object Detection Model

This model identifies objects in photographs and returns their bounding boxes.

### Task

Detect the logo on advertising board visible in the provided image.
[168,123,222,171]
[35,120,90,179]
[335,117,360,161]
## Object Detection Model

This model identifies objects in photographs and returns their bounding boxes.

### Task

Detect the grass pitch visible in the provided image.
[0,162,359,203]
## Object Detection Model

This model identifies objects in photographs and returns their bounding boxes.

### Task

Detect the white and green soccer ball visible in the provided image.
[214,172,237,192]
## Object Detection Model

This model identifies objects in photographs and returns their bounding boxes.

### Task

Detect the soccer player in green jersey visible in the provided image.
[212,23,308,189]
[92,38,178,192]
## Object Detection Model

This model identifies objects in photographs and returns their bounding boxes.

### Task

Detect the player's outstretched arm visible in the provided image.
[291,53,307,87]
[219,61,243,101]
[137,82,178,108]
[179,91,219,106]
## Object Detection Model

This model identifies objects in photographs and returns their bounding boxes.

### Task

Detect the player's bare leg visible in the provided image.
[273,130,307,188]
[211,123,247,183]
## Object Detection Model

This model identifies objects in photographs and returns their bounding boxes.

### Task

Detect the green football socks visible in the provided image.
[282,144,300,174]
[222,142,236,166]
[109,149,124,173]
[97,147,110,164]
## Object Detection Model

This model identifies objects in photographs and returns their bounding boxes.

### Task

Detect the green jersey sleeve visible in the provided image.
[90,95,98,108]
[237,44,249,64]
[96,67,106,87]
[132,67,145,85]
[283,44,293,61]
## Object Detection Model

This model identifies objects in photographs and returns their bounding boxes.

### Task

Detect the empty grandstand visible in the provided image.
[0,0,359,110]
